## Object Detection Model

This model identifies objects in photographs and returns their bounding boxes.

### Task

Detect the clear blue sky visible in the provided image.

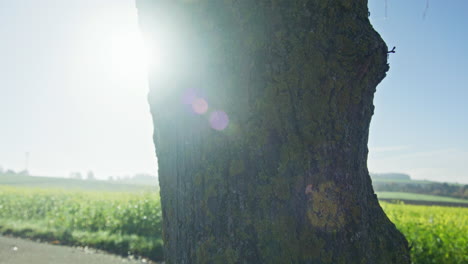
[0,0,466,183]
[368,0,468,184]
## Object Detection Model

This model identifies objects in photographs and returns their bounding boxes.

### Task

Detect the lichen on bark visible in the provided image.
[137,0,411,263]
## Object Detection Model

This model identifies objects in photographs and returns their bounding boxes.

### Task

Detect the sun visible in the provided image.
[108,30,152,80]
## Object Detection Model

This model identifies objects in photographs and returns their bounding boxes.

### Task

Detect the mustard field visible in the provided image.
[381,202,467,264]
[0,186,466,263]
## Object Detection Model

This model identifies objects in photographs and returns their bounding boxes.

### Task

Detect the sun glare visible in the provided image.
[109,31,151,78]
[108,26,182,86]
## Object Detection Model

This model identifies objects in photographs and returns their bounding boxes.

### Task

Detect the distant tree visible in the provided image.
[86,170,95,180]
[0,166,3,174]
[108,176,115,181]
[6,169,16,175]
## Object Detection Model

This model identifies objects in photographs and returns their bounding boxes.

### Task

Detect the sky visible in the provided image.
[367,0,468,184]
[0,0,467,183]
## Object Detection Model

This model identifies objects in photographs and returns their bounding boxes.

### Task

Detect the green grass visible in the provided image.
[376,192,468,204]
[0,186,163,261]
[381,202,467,264]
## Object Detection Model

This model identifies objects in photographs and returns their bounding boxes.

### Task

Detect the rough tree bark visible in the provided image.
[137,0,410,263]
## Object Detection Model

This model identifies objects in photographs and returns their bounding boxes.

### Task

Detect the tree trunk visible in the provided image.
[137,0,410,263]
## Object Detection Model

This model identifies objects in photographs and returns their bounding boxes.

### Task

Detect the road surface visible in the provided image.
[0,236,157,264]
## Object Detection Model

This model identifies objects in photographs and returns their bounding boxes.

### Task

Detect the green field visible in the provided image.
[0,185,467,263]
[382,202,467,264]
[0,173,157,192]
[376,192,468,204]
[372,178,465,186]
[0,186,163,261]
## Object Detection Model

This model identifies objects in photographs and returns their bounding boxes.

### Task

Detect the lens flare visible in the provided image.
[192,98,208,114]
[209,111,229,131]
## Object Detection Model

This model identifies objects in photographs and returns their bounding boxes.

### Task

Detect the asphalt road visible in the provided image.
[0,236,155,264]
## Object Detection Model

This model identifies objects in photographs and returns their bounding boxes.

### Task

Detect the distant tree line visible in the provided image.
[0,167,29,176]
[373,181,468,200]
[371,173,411,181]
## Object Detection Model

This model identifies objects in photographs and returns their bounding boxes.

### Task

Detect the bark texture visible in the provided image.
[137,0,410,263]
